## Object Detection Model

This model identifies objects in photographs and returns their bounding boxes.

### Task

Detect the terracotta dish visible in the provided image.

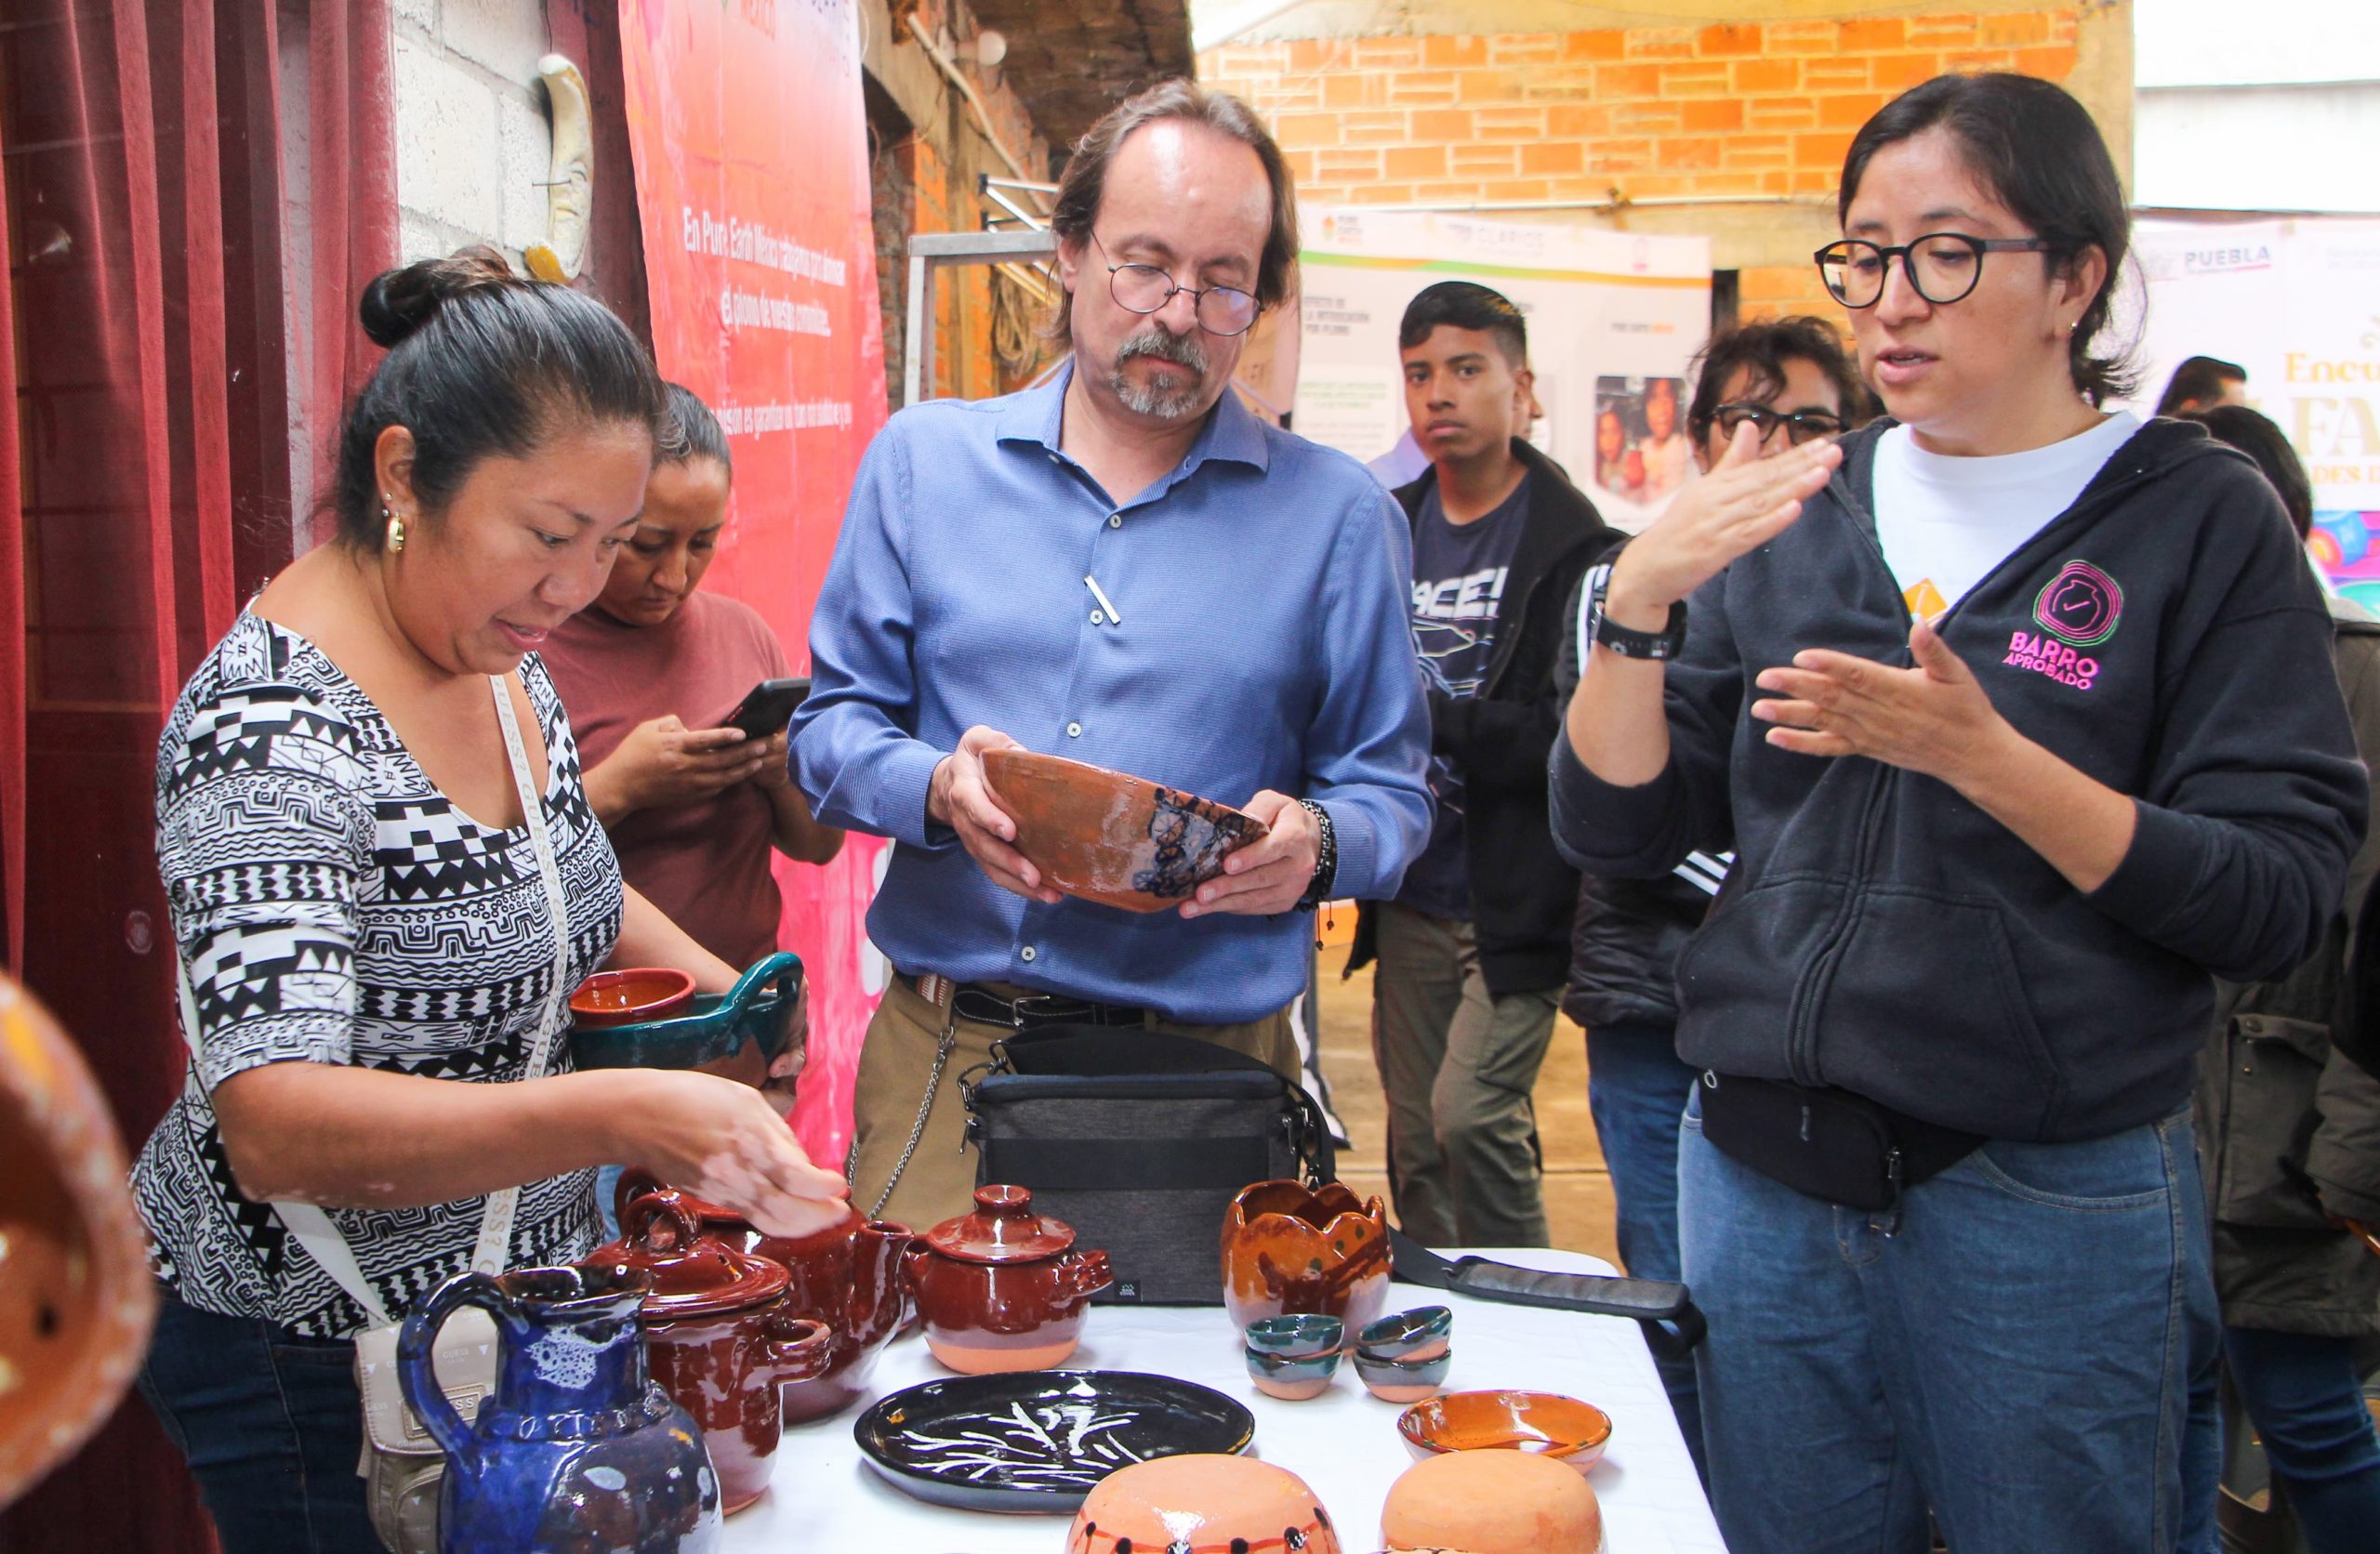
[980,749,1264,913]
[1221,1179,1393,1334]
[1396,1389,1613,1472]
[570,967,696,1028]
[1380,1449,1602,1554]
[0,976,157,1510]
[1068,1455,1343,1553]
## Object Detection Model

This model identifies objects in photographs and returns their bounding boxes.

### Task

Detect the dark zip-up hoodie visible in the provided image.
[1550,417,2367,1142]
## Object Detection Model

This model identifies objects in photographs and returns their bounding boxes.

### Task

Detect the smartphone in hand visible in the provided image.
[721,677,810,740]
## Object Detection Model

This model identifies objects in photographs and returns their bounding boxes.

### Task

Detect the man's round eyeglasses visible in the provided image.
[1814,233,2053,309]
[1091,231,1261,337]
[1713,403,1844,445]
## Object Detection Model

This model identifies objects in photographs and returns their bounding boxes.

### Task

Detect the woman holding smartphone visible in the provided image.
[1552,75,2364,1552]
[542,383,842,978]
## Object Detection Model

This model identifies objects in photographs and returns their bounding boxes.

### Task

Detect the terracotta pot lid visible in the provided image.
[599,1190,789,1319]
[923,1184,1075,1264]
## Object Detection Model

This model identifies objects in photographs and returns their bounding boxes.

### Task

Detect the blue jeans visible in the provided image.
[1584,1018,1705,1475]
[1680,1090,2222,1553]
[136,1291,379,1554]
[2224,1325,2380,1553]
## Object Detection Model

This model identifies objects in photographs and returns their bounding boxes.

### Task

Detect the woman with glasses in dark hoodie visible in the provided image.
[1552,75,2365,1553]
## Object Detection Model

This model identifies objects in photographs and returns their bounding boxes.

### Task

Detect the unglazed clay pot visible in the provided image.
[0,976,157,1511]
[1221,1180,1393,1335]
[596,1193,834,1514]
[1380,1449,1602,1554]
[1066,1455,1343,1553]
[903,1185,1112,1374]
[980,749,1264,913]
[613,1167,909,1423]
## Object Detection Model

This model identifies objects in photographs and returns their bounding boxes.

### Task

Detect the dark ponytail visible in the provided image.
[1839,73,2136,405]
[331,245,664,549]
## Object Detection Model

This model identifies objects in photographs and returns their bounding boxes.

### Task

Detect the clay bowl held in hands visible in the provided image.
[570,968,696,1029]
[979,749,1265,913]
[1220,1180,1393,1335]
[1395,1389,1613,1473]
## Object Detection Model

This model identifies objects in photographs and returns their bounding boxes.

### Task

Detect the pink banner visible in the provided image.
[620,0,889,1166]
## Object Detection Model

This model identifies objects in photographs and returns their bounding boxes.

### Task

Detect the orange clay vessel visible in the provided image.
[980,749,1264,913]
[1220,1179,1394,1336]
[1067,1455,1343,1553]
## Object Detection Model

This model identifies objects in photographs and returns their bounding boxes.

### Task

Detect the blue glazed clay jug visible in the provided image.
[398,1262,721,1553]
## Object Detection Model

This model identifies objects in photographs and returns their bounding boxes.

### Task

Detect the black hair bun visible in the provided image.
[358,245,518,349]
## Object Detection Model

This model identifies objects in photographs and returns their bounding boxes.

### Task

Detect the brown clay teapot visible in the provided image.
[613,1166,909,1422]
[596,1192,834,1514]
[903,1185,1113,1374]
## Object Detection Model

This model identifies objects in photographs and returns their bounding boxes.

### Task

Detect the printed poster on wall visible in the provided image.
[2120,216,2380,608]
[620,0,889,1167]
[1295,210,1712,531]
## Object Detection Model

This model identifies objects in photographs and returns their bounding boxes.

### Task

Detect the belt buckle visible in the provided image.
[1009,994,1071,1031]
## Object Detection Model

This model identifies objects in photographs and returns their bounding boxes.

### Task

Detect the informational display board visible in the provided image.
[620,0,890,1166]
[1294,210,1712,529]
[2121,216,2380,606]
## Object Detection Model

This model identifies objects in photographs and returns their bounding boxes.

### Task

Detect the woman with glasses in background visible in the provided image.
[1552,73,2364,1553]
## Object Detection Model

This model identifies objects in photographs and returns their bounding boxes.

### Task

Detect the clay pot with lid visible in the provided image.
[613,1166,909,1423]
[595,1192,835,1514]
[902,1185,1113,1374]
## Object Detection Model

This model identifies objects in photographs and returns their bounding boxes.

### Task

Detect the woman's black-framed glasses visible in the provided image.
[1713,402,1844,445]
[1814,233,2054,309]
[1090,231,1261,336]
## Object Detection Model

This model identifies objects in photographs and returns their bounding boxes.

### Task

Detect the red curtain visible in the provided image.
[0,1,392,1547]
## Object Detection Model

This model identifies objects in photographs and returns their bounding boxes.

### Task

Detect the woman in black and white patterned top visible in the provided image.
[131,250,851,1554]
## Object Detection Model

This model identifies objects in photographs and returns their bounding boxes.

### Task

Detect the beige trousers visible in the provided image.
[846,973,1299,1231]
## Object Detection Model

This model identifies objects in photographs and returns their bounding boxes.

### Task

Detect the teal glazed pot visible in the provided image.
[397,1263,720,1553]
[1358,1305,1452,1363]
[570,953,802,1072]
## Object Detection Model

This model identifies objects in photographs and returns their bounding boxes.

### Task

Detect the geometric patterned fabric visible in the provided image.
[132,612,622,1336]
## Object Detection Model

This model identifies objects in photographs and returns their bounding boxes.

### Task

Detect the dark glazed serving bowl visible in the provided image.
[853,1370,1255,1513]
[980,749,1264,913]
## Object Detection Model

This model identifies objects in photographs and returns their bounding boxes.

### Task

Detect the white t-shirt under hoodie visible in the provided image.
[1872,411,2142,618]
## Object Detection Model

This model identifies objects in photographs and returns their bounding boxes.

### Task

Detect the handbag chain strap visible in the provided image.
[177,674,575,1334]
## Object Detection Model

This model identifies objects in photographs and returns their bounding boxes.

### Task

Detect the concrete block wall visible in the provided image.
[1199,8,2111,327]
[393,0,556,265]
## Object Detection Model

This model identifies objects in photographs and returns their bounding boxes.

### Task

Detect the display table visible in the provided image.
[725,1248,1725,1552]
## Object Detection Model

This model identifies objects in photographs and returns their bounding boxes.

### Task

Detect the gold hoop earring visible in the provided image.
[385,507,406,553]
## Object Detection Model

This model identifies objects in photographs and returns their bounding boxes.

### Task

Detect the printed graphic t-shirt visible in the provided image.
[1396,474,1530,920]
[1873,411,2142,616]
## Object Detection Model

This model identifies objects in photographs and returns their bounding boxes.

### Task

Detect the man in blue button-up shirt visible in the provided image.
[793,80,1432,1226]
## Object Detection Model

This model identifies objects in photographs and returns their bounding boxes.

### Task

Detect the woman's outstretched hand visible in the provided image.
[1602,420,1842,627]
[1752,613,2012,784]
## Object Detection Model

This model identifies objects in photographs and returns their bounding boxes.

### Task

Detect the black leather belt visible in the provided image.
[901,971,1150,1032]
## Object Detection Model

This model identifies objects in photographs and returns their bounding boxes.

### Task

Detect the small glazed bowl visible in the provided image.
[570,968,696,1029]
[1354,1347,1449,1403]
[1358,1305,1452,1363]
[1243,1312,1343,1357]
[1395,1389,1614,1473]
[1244,1344,1343,1401]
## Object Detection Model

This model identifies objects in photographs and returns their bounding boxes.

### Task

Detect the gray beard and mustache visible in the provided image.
[1108,327,1210,419]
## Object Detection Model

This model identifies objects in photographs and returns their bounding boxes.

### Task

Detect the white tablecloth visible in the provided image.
[723,1248,1725,1552]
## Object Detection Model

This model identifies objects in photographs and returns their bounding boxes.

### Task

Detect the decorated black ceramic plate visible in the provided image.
[853,1369,1255,1513]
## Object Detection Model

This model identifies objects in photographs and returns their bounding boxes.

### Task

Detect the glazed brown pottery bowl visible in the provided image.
[1396,1389,1613,1472]
[594,1192,834,1513]
[612,1167,909,1423]
[1067,1455,1344,1553]
[0,976,157,1511]
[979,749,1265,913]
[1381,1448,1603,1554]
[1220,1179,1393,1335]
[904,1185,1113,1374]
[570,968,696,1029]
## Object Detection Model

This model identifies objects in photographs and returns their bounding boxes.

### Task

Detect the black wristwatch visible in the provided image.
[1294,798,1337,910]
[1585,561,1688,660]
